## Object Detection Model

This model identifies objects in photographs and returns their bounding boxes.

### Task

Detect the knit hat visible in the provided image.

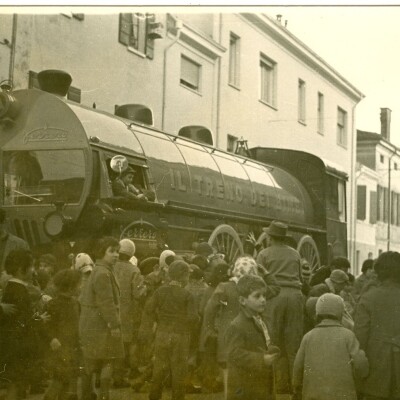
[159,249,176,271]
[329,269,349,284]
[316,293,344,319]
[119,239,136,257]
[74,253,94,274]
[195,242,215,257]
[231,256,258,279]
[168,260,190,282]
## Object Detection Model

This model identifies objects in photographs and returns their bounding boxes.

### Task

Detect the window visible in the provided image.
[298,79,306,123]
[377,184,389,222]
[337,107,348,147]
[370,190,377,224]
[395,163,398,170]
[227,134,238,153]
[259,54,276,107]
[317,92,324,134]
[380,154,385,163]
[119,13,155,59]
[180,55,201,92]
[357,185,366,220]
[391,191,398,225]
[3,150,85,205]
[229,33,240,87]
[28,71,81,103]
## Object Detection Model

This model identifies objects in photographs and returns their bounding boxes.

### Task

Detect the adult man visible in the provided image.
[353,259,376,300]
[354,251,400,399]
[256,220,303,393]
[0,208,29,272]
[112,167,146,201]
[306,269,353,330]
[309,256,351,286]
[308,269,349,297]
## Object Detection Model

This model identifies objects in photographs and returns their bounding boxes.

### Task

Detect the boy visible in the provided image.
[44,269,82,400]
[225,274,280,400]
[293,293,369,400]
[141,260,198,400]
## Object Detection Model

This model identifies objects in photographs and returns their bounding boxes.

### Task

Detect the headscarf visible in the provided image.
[230,256,258,283]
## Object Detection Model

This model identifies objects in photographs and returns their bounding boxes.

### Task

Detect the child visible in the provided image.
[44,269,82,400]
[0,249,49,400]
[225,274,280,400]
[293,293,369,400]
[141,260,198,400]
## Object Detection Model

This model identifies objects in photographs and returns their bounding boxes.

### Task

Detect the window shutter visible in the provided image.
[383,187,389,223]
[119,13,132,45]
[370,191,377,224]
[357,185,366,220]
[181,56,200,90]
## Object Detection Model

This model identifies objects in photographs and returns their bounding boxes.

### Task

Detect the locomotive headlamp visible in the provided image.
[0,91,19,122]
[43,202,72,237]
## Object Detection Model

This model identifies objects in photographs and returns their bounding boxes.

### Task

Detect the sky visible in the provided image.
[2,4,400,146]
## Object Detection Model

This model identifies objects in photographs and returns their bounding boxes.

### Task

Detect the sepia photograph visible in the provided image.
[0,4,399,400]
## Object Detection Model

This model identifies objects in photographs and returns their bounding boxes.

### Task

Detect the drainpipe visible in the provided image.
[161,16,182,131]
[215,13,223,148]
[349,102,358,272]
[8,14,17,85]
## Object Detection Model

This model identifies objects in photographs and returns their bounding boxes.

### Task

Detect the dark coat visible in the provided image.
[46,294,80,379]
[0,233,29,270]
[202,275,280,363]
[0,280,39,380]
[354,281,400,398]
[225,308,276,400]
[79,261,124,360]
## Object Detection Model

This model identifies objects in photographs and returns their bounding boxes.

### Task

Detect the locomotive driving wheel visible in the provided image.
[297,235,321,273]
[208,224,244,264]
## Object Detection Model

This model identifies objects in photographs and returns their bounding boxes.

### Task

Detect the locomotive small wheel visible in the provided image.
[208,224,244,264]
[252,232,268,258]
[297,235,321,273]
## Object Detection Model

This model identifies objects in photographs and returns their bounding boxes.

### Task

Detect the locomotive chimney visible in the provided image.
[37,70,72,97]
[380,107,392,142]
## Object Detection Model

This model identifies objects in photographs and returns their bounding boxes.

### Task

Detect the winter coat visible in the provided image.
[225,307,276,400]
[202,275,279,363]
[0,280,40,380]
[46,293,80,379]
[0,232,29,271]
[113,259,144,342]
[79,261,124,360]
[354,281,400,398]
[293,319,368,400]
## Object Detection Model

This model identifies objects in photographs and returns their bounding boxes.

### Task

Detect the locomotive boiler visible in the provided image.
[0,70,347,269]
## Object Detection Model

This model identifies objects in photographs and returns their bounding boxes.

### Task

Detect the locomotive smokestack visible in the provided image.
[37,70,72,97]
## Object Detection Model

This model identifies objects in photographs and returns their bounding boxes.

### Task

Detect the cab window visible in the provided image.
[3,150,85,205]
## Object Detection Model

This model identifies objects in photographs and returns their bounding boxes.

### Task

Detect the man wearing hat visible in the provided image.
[112,167,147,200]
[256,220,303,394]
[306,269,354,331]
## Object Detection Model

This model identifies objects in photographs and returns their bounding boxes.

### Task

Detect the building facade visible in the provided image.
[0,11,364,266]
[356,110,400,274]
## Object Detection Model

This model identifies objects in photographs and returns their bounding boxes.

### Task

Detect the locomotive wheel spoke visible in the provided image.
[297,235,321,273]
[208,224,244,264]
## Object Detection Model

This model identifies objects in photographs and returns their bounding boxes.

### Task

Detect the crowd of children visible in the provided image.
[0,221,399,400]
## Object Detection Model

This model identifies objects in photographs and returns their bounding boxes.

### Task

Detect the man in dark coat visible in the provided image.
[354,251,400,400]
[0,208,29,273]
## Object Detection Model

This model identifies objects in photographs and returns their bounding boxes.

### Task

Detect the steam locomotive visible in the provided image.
[0,70,348,269]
